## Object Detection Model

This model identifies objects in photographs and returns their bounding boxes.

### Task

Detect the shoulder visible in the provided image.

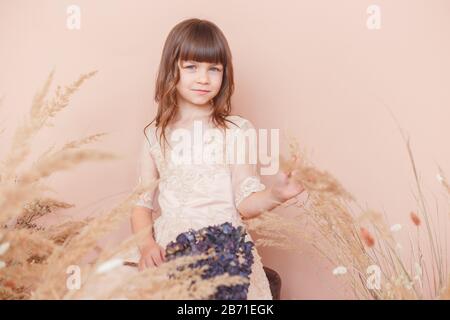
[225,115,254,130]
[143,123,157,136]
[142,123,159,149]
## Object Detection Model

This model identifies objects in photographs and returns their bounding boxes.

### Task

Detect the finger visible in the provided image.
[278,169,290,181]
[152,253,163,266]
[283,156,295,177]
[160,248,166,261]
[291,154,299,166]
[293,153,300,162]
[145,256,156,268]
[138,258,145,272]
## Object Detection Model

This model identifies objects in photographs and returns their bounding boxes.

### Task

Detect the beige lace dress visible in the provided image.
[134,115,272,300]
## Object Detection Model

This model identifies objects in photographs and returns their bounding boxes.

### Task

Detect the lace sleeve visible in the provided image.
[135,129,158,210]
[234,175,266,208]
[229,117,266,208]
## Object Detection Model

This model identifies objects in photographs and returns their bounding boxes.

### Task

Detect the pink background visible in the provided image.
[1,0,449,299]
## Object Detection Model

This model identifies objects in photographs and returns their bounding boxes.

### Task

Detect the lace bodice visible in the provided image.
[135,115,266,240]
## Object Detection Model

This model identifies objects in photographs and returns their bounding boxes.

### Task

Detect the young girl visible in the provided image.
[131,18,305,300]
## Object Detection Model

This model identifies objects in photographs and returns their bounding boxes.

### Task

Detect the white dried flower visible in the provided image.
[95,258,124,274]
[332,266,347,275]
[404,282,413,290]
[0,242,10,255]
[436,173,444,183]
[390,224,402,232]
[414,262,422,281]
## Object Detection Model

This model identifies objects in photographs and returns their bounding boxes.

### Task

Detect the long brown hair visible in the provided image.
[144,18,236,154]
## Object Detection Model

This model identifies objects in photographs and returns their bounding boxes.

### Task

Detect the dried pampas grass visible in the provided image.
[246,134,449,300]
[0,70,250,300]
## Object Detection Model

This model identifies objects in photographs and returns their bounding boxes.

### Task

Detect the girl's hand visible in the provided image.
[138,241,166,271]
[271,155,305,204]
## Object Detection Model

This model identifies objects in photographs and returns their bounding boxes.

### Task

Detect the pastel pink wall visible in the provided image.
[1,0,449,299]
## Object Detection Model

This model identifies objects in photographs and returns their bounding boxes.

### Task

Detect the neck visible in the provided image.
[174,95,213,123]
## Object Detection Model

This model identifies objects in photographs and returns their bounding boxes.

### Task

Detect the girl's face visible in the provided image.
[176,59,224,107]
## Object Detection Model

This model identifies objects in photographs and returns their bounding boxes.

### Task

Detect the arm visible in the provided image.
[131,133,165,269]
[231,119,305,219]
[131,207,156,250]
[236,160,305,219]
[237,187,282,219]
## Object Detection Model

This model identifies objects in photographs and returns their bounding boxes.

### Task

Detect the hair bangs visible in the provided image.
[178,23,228,66]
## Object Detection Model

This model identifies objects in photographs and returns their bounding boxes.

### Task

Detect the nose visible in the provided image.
[196,68,210,84]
